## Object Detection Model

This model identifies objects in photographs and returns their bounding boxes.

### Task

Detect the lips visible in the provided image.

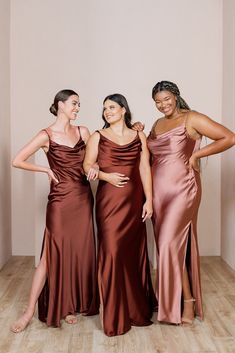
[162,108,171,113]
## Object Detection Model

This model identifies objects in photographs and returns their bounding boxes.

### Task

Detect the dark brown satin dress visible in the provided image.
[38,127,99,327]
[96,131,157,336]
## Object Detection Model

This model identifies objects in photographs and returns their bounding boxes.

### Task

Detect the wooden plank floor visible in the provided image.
[1,256,235,353]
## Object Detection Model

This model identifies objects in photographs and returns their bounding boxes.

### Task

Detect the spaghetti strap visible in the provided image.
[77,125,82,142]
[42,128,51,139]
[184,110,191,128]
[95,130,102,140]
[150,119,160,138]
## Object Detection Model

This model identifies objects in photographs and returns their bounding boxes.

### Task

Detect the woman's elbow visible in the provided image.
[12,158,19,168]
[12,155,25,168]
[232,133,235,146]
[226,133,235,147]
[83,161,89,174]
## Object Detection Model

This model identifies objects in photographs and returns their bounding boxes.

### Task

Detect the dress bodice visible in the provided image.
[147,123,201,167]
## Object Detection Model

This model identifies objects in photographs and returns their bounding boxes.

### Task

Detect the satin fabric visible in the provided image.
[147,122,203,324]
[38,127,99,327]
[96,132,157,336]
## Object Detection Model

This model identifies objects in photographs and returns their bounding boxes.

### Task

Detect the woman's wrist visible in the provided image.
[98,171,108,182]
[191,152,200,160]
[145,197,152,204]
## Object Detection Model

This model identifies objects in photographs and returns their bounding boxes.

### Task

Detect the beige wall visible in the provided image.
[221,0,235,269]
[11,0,223,259]
[0,0,11,269]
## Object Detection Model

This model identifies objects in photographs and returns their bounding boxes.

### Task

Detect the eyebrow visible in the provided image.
[155,96,170,101]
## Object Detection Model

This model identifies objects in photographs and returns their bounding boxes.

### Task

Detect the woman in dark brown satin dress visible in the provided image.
[83,94,157,336]
[11,89,99,333]
[147,81,235,325]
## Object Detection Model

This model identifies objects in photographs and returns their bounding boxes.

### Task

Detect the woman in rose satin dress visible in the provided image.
[84,94,157,336]
[147,81,234,325]
[11,90,99,333]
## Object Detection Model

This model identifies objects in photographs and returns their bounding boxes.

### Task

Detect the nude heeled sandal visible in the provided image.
[181,298,196,325]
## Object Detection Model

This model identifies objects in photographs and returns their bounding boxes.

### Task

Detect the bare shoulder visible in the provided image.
[138,131,148,148]
[35,129,49,144]
[89,130,101,143]
[18,129,49,153]
[138,131,147,140]
[151,116,164,129]
[78,125,90,144]
[187,110,208,122]
[79,125,90,135]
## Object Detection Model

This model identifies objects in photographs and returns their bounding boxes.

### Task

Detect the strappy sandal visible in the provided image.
[181,298,196,326]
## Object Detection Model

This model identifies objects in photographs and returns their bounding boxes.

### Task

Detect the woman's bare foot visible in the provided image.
[65,314,77,324]
[11,310,34,333]
[181,298,195,326]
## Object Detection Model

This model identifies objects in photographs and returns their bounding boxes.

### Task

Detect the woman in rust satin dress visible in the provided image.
[11,90,98,333]
[84,94,157,336]
[147,81,234,325]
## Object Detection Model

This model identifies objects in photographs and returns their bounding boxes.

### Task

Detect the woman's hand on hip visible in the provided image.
[47,168,59,183]
[189,155,200,172]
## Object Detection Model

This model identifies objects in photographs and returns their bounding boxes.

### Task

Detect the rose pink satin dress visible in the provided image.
[96,131,157,336]
[38,126,99,327]
[147,121,203,324]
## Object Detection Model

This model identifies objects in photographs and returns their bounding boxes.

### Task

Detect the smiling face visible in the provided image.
[103,99,126,125]
[154,90,178,117]
[59,94,80,120]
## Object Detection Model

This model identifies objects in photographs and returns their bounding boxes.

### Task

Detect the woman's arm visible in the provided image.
[187,111,235,171]
[83,132,129,187]
[80,126,99,180]
[79,126,90,144]
[12,130,58,182]
[83,132,100,178]
[138,131,153,222]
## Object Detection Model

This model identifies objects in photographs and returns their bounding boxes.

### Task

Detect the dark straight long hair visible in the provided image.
[102,93,132,128]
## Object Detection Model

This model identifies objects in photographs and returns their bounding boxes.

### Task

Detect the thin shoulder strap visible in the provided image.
[150,119,160,136]
[77,125,82,141]
[42,128,51,139]
[95,130,102,143]
[184,110,191,127]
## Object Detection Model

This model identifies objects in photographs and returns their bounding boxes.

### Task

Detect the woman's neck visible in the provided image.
[53,114,72,133]
[108,121,128,136]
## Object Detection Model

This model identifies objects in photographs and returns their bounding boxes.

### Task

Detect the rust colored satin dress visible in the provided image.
[96,132,157,336]
[147,121,203,324]
[38,127,99,327]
